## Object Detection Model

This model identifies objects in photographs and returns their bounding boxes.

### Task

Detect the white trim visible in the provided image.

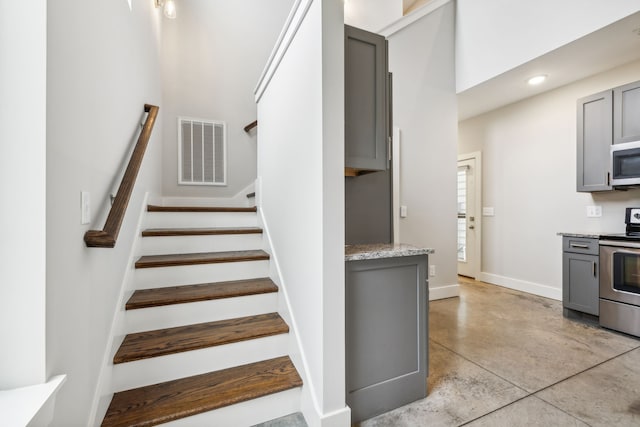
[457,151,482,279]
[429,284,460,300]
[317,406,352,427]
[254,0,314,103]
[1,375,66,427]
[256,207,323,426]
[479,272,562,301]
[378,0,451,37]
[392,127,401,243]
[88,192,149,427]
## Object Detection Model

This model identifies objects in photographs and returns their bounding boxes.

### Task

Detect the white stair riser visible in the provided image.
[162,387,301,427]
[144,212,258,229]
[112,335,289,392]
[125,293,278,333]
[140,233,263,256]
[134,260,270,289]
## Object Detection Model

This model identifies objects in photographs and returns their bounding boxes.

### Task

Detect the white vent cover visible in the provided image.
[178,117,227,186]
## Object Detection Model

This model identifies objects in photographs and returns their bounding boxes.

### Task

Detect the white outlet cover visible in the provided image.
[482,207,495,216]
[586,205,602,218]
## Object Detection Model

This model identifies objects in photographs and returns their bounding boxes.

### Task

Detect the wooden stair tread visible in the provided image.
[135,250,269,269]
[142,226,263,237]
[147,205,257,213]
[101,356,301,427]
[114,313,288,364]
[126,278,278,310]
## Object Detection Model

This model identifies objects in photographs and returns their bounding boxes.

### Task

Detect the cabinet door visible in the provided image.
[614,80,640,144]
[346,255,428,423]
[562,252,599,316]
[345,25,388,171]
[577,90,612,192]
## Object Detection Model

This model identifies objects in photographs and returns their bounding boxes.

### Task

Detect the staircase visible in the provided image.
[101,205,302,427]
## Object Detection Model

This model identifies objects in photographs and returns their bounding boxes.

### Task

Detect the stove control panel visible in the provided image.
[626,208,640,225]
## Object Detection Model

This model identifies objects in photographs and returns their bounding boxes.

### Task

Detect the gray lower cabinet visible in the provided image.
[345,25,389,172]
[577,90,612,192]
[345,255,428,423]
[614,80,640,144]
[562,236,599,316]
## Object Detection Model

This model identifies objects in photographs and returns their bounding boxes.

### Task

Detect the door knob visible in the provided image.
[469,225,475,230]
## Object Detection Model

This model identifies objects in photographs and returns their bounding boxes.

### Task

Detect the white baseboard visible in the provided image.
[479,272,562,301]
[319,406,351,427]
[429,284,459,300]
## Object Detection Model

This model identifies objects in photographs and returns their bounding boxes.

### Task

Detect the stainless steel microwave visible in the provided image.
[611,140,640,187]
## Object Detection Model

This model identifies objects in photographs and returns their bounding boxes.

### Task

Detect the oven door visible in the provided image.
[611,141,640,186]
[600,242,640,306]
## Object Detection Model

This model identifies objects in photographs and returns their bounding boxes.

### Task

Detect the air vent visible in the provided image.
[178,117,226,186]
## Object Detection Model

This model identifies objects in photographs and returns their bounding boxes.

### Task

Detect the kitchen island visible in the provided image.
[345,243,434,423]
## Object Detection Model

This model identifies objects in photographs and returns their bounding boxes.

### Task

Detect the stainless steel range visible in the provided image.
[599,208,640,337]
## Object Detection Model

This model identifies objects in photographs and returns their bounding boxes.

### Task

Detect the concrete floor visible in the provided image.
[359,277,640,426]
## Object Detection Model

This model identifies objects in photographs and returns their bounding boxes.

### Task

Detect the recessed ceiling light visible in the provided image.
[527,75,547,86]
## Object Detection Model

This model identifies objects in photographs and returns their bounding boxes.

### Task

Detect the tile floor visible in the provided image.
[359,277,640,426]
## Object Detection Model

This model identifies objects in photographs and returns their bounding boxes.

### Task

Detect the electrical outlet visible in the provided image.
[586,205,602,218]
[81,191,91,225]
[400,205,408,218]
[429,265,436,277]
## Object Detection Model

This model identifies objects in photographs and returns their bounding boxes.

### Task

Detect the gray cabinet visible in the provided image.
[562,236,599,316]
[346,255,428,423]
[345,25,389,173]
[577,90,612,192]
[614,80,640,144]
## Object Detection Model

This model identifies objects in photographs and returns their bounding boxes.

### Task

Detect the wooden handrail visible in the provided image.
[84,104,159,248]
[244,120,258,133]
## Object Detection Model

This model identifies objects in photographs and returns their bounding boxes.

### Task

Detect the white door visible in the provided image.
[457,158,477,278]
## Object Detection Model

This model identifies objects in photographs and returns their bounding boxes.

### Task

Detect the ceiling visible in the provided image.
[457,11,640,121]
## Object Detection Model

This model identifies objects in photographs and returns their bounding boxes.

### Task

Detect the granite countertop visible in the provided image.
[557,232,602,239]
[345,243,434,261]
[557,232,621,239]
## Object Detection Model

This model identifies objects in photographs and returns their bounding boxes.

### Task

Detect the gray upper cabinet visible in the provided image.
[614,80,640,144]
[345,25,388,173]
[577,90,612,192]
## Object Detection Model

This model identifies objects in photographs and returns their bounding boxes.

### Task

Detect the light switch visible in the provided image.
[482,207,495,216]
[400,205,407,218]
[81,191,91,224]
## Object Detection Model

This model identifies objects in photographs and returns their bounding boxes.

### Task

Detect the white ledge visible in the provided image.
[254,0,314,103]
[378,0,451,37]
[0,375,66,427]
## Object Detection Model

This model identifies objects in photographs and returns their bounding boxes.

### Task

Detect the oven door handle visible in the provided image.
[600,240,640,250]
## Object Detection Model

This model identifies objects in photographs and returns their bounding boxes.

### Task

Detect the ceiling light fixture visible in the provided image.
[527,75,547,86]
[155,0,176,19]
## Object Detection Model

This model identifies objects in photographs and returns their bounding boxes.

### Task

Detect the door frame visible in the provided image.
[457,151,482,279]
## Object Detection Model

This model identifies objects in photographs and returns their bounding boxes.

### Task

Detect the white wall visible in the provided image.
[459,59,640,299]
[46,1,162,425]
[255,0,348,425]
[456,0,640,92]
[388,2,459,297]
[0,0,47,390]
[161,0,293,199]
[344,0,402,32]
